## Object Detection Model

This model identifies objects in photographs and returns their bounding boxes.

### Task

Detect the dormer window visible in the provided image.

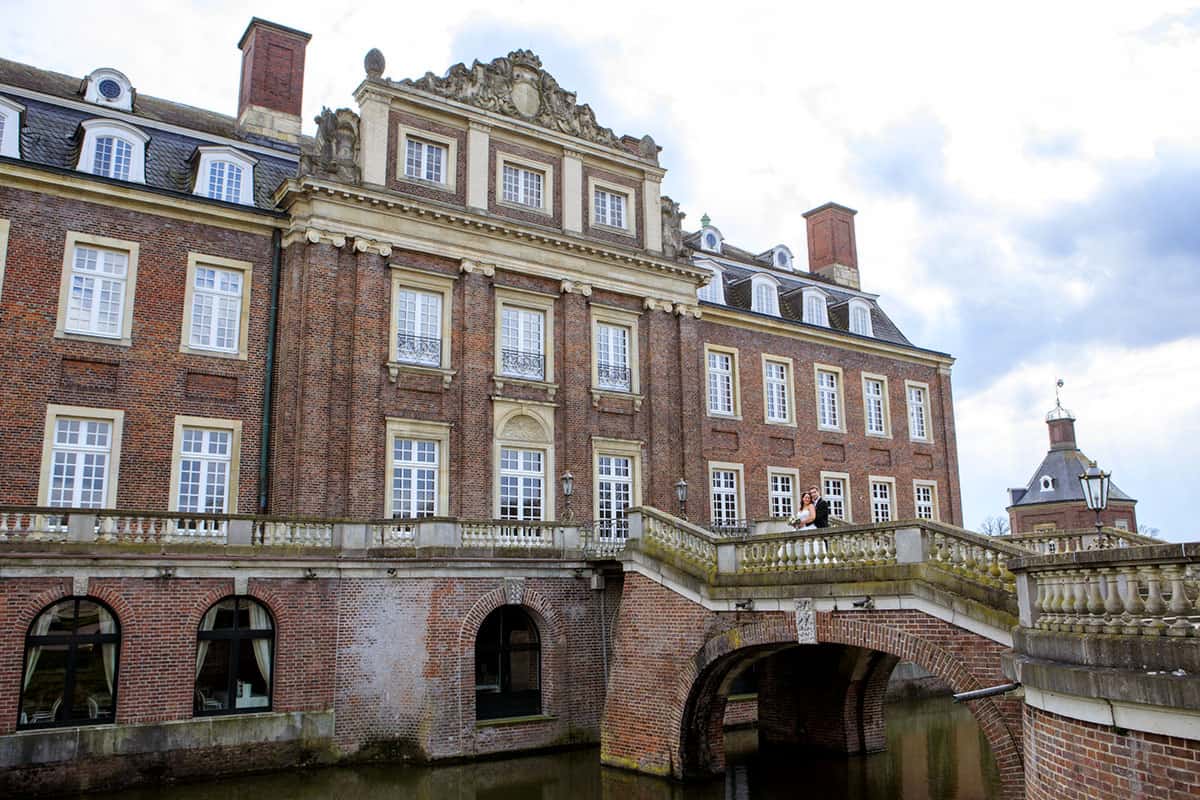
[801,287,829,327]
[194,147,256,206]
[697,261,725,304]
[848,298,874,336]
[1040,476,1055,492]
[82,69,134,112]
[772,246,793,271]
[0,96,23,158]
[77,119,148,183]
[700,224,723,254]
[750,275,780,316]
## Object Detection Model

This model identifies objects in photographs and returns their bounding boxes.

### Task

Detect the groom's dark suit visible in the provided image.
[813,497,831,528]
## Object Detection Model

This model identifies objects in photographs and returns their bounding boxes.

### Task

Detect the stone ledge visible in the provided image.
[1014,626,1200,674]
[0,710,334,769]
[1003,652,1200,712]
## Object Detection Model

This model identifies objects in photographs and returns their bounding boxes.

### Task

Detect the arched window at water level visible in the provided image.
[475,606,541,720]
[19,598,120,728]
[195,596,274,715]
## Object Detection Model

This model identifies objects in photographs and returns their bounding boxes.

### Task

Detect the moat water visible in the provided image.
[84,695,1000,799]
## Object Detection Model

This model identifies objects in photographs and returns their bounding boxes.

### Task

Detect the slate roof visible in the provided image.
[1008,447,1136,507]
[0,58,298,211]
[688,232,921,351]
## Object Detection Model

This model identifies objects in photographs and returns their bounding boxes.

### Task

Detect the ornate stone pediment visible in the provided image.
[399,50,656,160]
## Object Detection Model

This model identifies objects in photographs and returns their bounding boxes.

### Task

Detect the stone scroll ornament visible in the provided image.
[795,598,816,644]
[400,50,657,160]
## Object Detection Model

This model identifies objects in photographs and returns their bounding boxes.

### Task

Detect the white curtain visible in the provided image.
[23,606,57,691]
[98,606,117,695]
[195,607,218,679]
[248,602,272,691]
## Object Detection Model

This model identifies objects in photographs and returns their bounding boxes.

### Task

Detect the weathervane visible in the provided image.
[1055,378,1064,408]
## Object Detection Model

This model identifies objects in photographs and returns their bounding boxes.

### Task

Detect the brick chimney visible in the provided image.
[236,18,311,144]
[803,202,860,289]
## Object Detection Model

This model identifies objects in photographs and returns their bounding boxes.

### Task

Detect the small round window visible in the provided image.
[776,251,789,267]
[98,79,122,100]
[704,233,717,249]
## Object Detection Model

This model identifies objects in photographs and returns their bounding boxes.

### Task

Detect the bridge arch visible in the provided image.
[663,615,1023,796]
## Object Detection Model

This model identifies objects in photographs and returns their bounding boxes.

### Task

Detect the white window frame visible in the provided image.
[905,381,933,443]
[761,354,796,426]
[592,437,643,539]
[1114,519,1130,531]
[820,470,852,523]
[700,225,723,254]
[498,446,547,522]
[54,231,139,346]
[193,146,256,205]
[384,418,451,518]
[767,467,800,519]
[37,404,125,509]
[494,286,556,386]
[492,402,557,522]
[0,96,23,159]
[397,125,458,193]
[589,177,637,236]
[848,298,874,337]
[180,252,252,360]
[869,476,896,524]
[704,343,741,418]
[590,303,641,396]
[389,266,457,379]
[750,274,781,316]
[1040,476,1055,492]
[697,260,725,304]
[772,246,793,271]
[82,68,134,112]
[77,119,148,183]
[708,461,745,526]
[861,373,892,438]
[801,287,829,327]
[814,363,845,432]
[497,153,554,215]
[913,480,939,521]
[168,415,243,516]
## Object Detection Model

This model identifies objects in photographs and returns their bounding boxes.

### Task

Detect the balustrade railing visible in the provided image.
[928,527,1023,591]
[708,519,751,538]
[737,528,897,573]
[1004,527,1163,555]
[639,508,718,573]
[254,519,335,548]
[0,508,69,543]
[580,521,625,558]
[461,519,558,548]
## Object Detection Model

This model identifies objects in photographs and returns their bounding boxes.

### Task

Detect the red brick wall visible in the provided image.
[1009,500,1138,535]
[238,22,308,118]
[0,186,274,512]
[1024,705,1200,800]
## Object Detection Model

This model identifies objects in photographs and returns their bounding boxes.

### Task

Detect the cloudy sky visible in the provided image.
[6,1,1198,539]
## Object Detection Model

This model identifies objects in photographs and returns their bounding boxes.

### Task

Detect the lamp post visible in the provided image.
[675,478,688,520]
[1078,460,1111,543]
[560,471,574,522]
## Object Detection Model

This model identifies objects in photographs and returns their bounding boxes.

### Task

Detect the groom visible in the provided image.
[809,485,831,528]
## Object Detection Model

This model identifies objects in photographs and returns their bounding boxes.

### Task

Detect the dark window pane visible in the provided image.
[195,639,231,712]
[508,649,539,692]
[20,643,68,725]
[475,607,541,721]
[212,599,239,631]
[74,601,103,635]
[44,600,77,635]
[69,642,114,720]
[234,638,271,708]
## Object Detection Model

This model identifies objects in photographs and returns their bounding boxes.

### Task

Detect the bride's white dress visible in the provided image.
[795,506,816,531]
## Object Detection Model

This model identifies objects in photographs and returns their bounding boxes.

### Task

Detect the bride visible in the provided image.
[793,492,817,530]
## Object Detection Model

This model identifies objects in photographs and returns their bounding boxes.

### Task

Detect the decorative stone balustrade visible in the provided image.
[0,509,69,543]
[737,529,896,573]
[632,507,718,574]
[1004,527,1163,556]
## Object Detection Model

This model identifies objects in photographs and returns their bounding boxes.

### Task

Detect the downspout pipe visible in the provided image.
[953,683,1020,703]
[258,228,282,513]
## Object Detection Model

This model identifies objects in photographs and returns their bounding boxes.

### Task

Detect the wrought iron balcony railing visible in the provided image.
[596,361,632,391]
[396,333,441,366]
[501,348,545,380]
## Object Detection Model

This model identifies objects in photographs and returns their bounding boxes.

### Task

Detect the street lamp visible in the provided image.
[560,471,574,521]
[675,478,688,520]
[1078,460,1111,539]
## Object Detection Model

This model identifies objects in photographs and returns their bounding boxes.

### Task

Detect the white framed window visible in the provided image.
[771,246,793,271]
[395,288,442,366]
[821,471,851,522]
[77,119,148,183]
[494,287,556,386]
[697,261,725,304]
[801,287,829,327]
[499,447,545,521]
[595,322,631,391]
[705,344,740,417]
[180,253,252,360]
[82,68,134,111]
[849,299,874,336]
[815,364,844,431]
[862,374,891,437]
[194,147,256,206]
[914,480,939,521]
[1040,476,1055,492]
[385,418,450,518]
[751,275,780,316]
[708,462,744,526]
[700,225,723,254]
[175,427,233,514]
[905,381,932,442]
[406,138,446,184]
[762,355,795,425]
[593,438,642,539]
[593,187,627,229]
[0,96,23,158]
[1114,519,1129,531]
[37,405,124,510]
[497,154,553,213]
[870,477,895,523]
[55,232,139,346]
[768,468,799,519]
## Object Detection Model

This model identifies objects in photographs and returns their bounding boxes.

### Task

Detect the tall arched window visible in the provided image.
[19,598,120,728]
[475,606,541,720]
[194,597,274,715]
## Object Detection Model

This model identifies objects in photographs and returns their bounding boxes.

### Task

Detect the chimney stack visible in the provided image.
[237,18,311,144]
[803,202,860,289]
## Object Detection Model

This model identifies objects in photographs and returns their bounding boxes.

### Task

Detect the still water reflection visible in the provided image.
[87,695,998,799]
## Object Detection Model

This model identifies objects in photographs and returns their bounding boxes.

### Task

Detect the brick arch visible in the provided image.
[183,581,286,703]
[665,614,1023,798]
[456,583,567,748]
